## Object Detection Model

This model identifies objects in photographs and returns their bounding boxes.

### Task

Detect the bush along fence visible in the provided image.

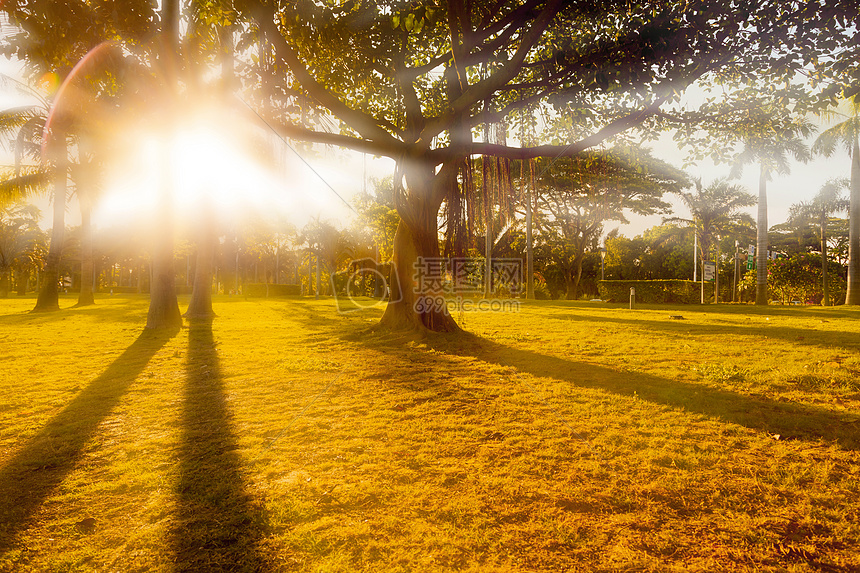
[598,280,714,304]
[244,283,302,297]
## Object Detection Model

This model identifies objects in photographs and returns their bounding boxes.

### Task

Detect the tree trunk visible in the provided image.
[15,269,29,295]
[33,134,67,313]
[565,249,586,300]
[185,206,216,320]
[380,161,460,333]
[755,165,768,306]
[525,165,534,299]
[306,251,311,296]
[714,240,720,304]
[145,149,182,329]
[821,213,830,306]
[564,273,577,300]
[0,272,8,298]
[315,251,320,299]
[845,137,860,304]
[76,195,95,307]
[145,0,182,329]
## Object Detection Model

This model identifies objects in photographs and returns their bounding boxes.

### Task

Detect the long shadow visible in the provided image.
[310,307,860,450]
[529,299,860,320]
[544,311,860,352]
[0,299,149,326]
[421,333,860,450]
[169,320,269,572]
[0,329,176,552]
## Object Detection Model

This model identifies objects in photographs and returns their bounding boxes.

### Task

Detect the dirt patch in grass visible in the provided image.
[1,295,859,571]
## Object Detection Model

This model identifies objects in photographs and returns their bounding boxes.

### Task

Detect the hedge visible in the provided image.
[245,283,301,297]
[598,280,714,304]
[99,286,143,294]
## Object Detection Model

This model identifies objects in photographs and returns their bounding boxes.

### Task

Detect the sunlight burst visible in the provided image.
[94,103,347,235]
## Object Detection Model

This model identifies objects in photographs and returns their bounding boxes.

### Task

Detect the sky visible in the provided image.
[0,53,852,241]
[622,129,849,239]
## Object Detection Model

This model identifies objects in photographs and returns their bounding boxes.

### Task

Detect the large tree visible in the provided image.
[238,0,857,331]
[534,146,682,299]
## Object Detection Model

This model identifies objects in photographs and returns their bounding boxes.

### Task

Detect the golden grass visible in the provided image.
[1,294,859,571]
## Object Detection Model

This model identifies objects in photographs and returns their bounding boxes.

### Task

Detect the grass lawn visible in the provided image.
[1,294,859,572]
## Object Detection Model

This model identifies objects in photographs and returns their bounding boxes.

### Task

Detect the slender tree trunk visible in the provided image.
[525,160,534,299]
[0,272,8,298]
[76,195,95,306]
[483,158,493,297]
[380,161,460,333]
[33,134,67,313]
[185,204,216,320]
[315,251,320,300]
[145,146,182,329]
[755,165,769,306]
[821,213,830,306]
[714,240,720,304]
[845,137,860,304]
[307,251,312,296]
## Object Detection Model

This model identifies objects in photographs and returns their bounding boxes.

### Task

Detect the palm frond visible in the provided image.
[0,105,44,144]
[0,166,50,204]
[813,117,858,157]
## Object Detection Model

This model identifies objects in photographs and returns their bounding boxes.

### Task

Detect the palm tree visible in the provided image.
[0,76,56,301]
[790,179,849,306]
[0,100,69,312]
[663,177,756,301]
[813,95,860,304]
[0,201,43,296]
[732,121,813,305]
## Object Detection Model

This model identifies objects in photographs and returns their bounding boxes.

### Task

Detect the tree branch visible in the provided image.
[418,0,564,144]
[430,98,667,162]
[242,107,403,159]
[249,2,402,148]
[403,0,542,80]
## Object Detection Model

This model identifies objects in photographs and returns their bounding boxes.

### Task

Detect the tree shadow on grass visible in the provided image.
[0,299,149,326]
[530,300,860,320]
[0,328,177,552]
[325,316,860,451]
[169,319,269,572]
[543,311,860,353]
[420,332,860,450]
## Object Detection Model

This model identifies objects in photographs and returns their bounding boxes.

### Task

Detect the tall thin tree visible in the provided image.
[732,122,812,305]
[813,95,860,304]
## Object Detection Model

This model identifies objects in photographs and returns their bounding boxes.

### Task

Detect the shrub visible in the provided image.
[737,255,846,304]
[598,280,714,304]
[245,283,301,297]
[99,286,142,294]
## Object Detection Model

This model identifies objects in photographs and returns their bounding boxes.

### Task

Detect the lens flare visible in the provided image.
[38,72,60,95]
